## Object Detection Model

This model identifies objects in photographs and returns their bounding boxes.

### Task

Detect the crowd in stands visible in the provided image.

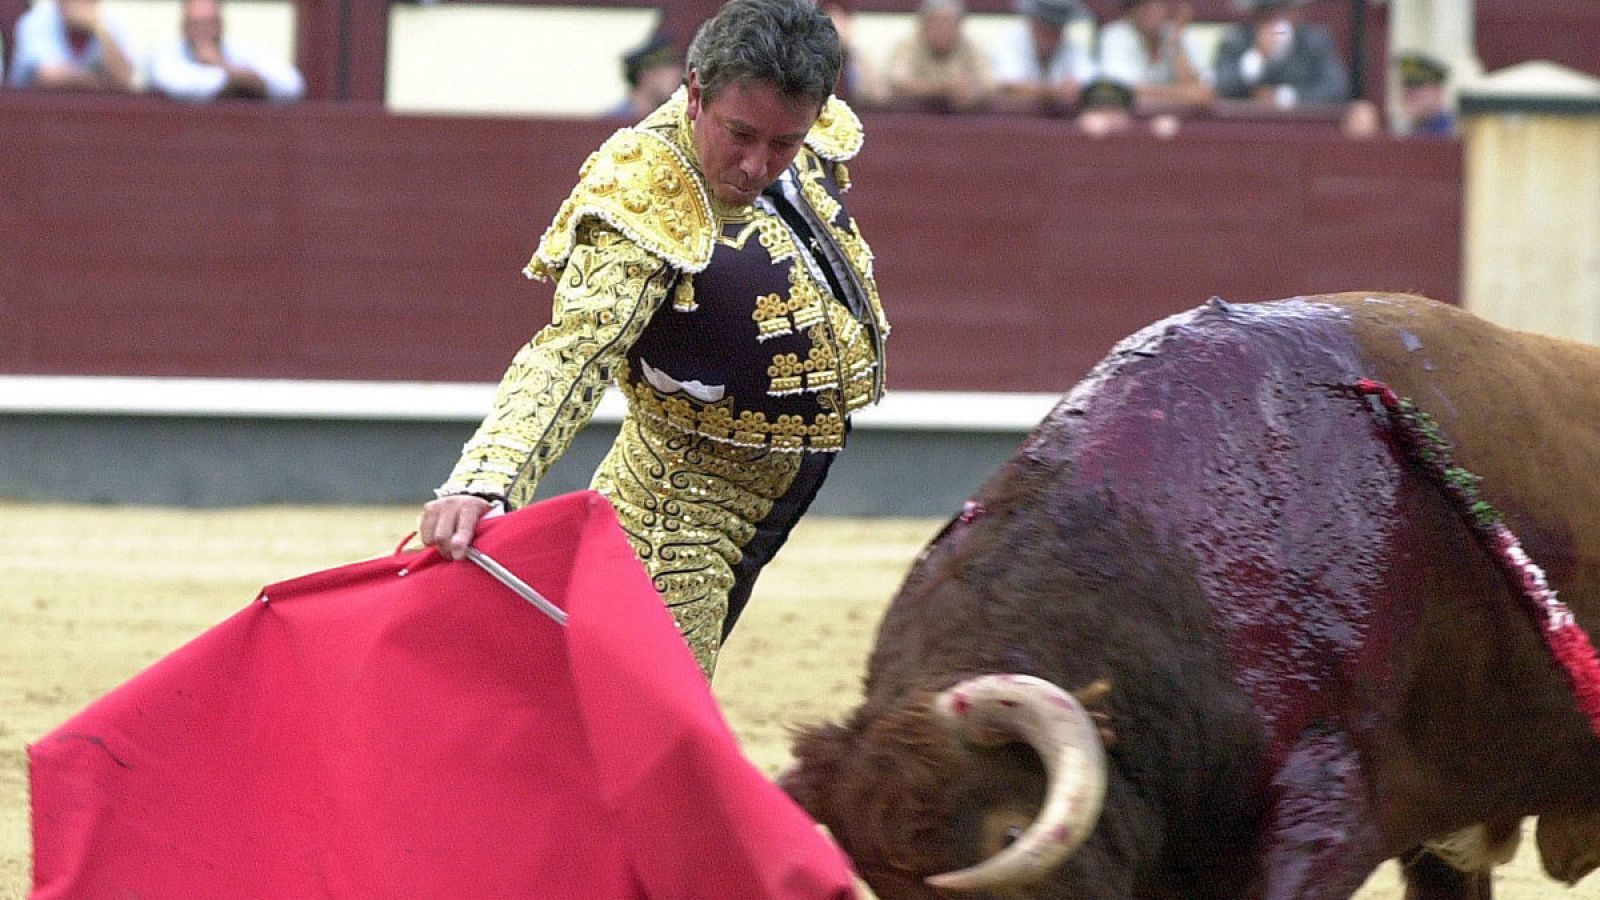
[3,0,1452,136]
[3,0,302,101]
[848,0,1451,136]
[614,0,1455,138]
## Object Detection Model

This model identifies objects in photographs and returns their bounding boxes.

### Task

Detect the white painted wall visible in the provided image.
[385,7,1228,117]
[386,4,659,117]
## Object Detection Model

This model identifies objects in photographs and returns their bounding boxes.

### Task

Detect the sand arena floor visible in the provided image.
[0,504,1585,898]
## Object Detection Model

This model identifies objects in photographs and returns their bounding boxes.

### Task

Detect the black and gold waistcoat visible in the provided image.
[439,89,888,675]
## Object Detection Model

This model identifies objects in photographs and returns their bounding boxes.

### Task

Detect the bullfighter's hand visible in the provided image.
[419,494,493,561]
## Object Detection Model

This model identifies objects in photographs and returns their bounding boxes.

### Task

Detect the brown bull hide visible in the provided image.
[786,294,1600,900]
[1537,810,1600,885]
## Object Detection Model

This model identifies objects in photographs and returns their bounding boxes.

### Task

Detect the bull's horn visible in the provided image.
[924,673,1108,892]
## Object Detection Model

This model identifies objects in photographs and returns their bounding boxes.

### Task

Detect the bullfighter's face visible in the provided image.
[685,71,819,207]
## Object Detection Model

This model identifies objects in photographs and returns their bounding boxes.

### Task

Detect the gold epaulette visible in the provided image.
[525,128,716,280]
[803,96,864,162]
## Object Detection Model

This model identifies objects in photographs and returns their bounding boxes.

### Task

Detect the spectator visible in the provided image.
[8,0,137,93]
[146,0,304,102]
[1096,0,1213,111]
[1076,77,1135,136]
[1341,98,1381,139]
[820,0,887,107]
[990,0,1096,114]
[1396,50,1454,136]
[883,0,993,112]
[1075,76,1182,138]
[605,32,682,119]
[1212,0,1349,108]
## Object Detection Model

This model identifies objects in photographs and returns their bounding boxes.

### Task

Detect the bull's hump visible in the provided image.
[1033,294,1410,759]
[1034,295,1358,458]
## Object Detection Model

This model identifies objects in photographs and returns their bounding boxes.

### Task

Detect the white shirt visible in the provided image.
[147,38,304,102]
[1096,18,1211,87]
[989,19,1095,87]
[8,1,134,88]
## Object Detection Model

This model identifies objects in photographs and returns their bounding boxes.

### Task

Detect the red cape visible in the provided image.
[30,491,857,899]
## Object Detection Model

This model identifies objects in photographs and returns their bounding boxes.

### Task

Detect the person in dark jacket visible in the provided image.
[1212,0,1349,107]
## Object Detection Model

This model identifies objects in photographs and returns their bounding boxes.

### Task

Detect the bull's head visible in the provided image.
[786,674,1111,896]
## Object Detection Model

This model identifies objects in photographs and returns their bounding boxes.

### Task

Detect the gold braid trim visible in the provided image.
[591,417,805,677]
[804,96,865,162]
[526,129,716,280]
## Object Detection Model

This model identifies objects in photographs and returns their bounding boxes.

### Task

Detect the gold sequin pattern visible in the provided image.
[591,414,803,676]
[527,128,716,279]
[752,279,826,342]
[440,223,673,505]
[802,96,866,162]
[617,358,869,452]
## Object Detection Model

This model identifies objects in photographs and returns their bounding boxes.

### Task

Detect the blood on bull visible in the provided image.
[784,293,1600,899]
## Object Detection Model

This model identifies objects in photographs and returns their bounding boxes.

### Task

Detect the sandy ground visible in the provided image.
[0,504,1588,899]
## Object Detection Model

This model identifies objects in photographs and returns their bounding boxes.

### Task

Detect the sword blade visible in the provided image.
[465,547,569,626]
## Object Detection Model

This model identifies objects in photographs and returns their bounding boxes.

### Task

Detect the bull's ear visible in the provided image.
[1074,679,1117,747]
[1074,679,1112,706]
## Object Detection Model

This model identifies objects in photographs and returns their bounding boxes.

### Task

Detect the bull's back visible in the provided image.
[1330,292,1600,617]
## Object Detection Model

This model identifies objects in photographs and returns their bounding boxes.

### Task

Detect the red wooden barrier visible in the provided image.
[0,94,1459,393]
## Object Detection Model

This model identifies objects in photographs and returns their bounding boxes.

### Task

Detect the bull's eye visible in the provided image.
[979,807,1035,857]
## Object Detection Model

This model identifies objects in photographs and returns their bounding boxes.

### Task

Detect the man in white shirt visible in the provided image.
[8,0,136,92]
[989,0,1094,113]
[1096,0,1213,111]
[147,0,304,102]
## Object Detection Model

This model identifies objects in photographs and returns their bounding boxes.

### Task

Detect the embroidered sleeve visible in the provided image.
[438,222,674,507]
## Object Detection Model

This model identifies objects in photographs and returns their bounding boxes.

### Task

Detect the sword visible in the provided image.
[465,547,569,627]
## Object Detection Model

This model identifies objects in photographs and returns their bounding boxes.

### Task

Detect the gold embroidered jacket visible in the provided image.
[441,90,887,502]
[437,90,889,673]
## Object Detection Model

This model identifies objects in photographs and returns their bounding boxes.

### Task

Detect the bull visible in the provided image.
[784,293,1600,899]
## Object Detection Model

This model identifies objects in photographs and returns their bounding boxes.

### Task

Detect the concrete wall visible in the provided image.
[0,379,1048,513]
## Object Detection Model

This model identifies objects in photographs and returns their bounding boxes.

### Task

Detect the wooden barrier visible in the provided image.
[0,94,1461,393]
[1460,68,1600,344]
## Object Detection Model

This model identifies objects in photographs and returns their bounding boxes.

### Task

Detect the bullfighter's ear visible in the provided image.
[1074,679,1116,747]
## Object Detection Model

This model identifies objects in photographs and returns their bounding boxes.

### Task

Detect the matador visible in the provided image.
[435,88,889,676]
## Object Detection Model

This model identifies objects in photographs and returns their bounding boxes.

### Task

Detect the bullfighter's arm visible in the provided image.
[437,221,674,508]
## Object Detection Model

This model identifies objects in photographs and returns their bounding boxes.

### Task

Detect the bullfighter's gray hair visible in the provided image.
[687,0,843,107]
